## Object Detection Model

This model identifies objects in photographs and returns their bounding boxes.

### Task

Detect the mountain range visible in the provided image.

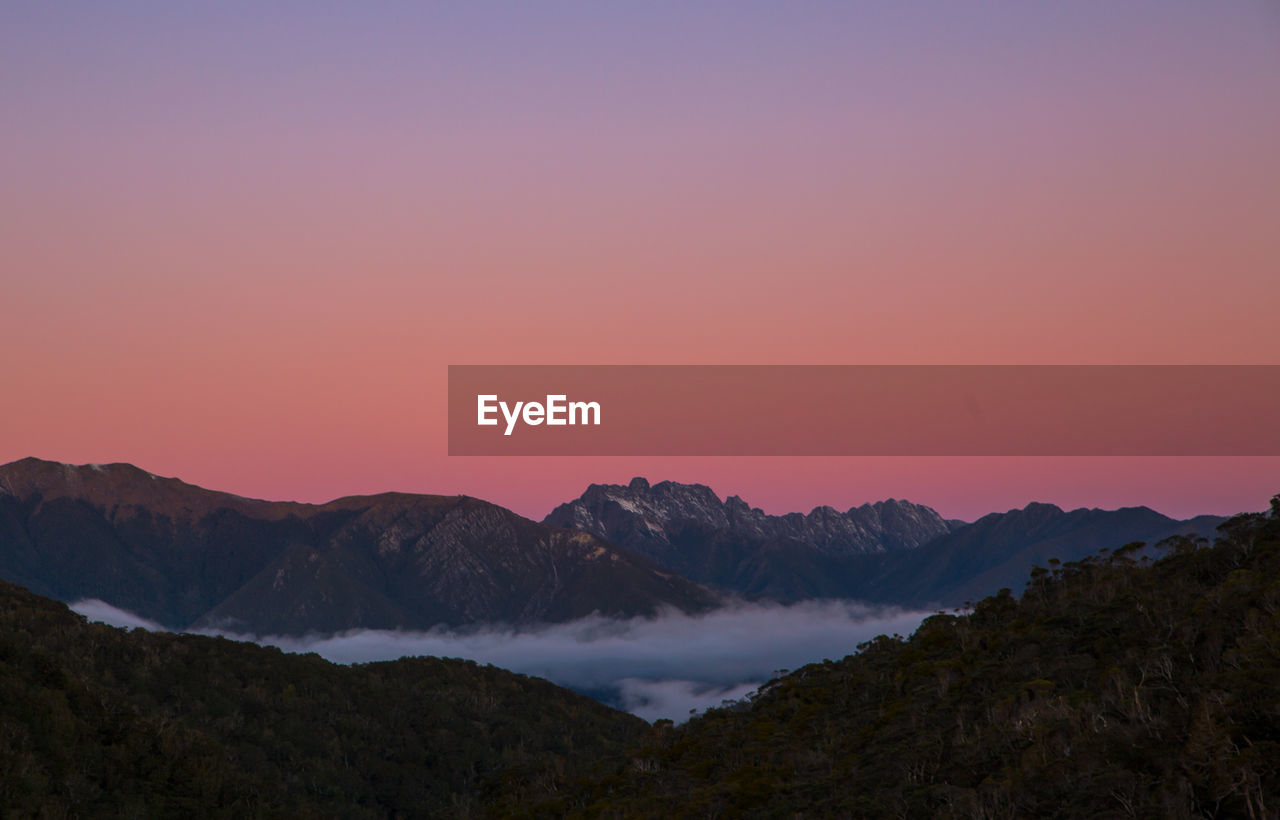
[0,458,1226,633]
[546,477,1223,608]
[4,489,1276,816]
[0,458,716,635]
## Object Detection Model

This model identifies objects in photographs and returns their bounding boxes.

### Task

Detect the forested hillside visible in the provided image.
[517,497,1280,819]
[0,580,646,817]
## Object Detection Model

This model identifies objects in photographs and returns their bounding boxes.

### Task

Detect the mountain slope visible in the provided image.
[0,578,646,817]
[544,477,959,600]
[0,459,719,634]
[519,500,1280,818]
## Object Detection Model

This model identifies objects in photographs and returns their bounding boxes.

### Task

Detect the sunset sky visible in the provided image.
[4,2,1278,520]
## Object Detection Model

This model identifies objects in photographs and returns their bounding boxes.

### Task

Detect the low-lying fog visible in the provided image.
[70,599,932,722]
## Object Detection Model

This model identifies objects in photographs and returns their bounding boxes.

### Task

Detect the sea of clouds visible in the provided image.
[70,599,932,722]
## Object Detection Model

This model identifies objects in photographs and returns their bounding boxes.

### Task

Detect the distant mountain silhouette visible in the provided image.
[0,458,719,635]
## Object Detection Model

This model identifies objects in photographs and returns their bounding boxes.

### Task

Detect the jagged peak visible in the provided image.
[853,498,930,512]
[579,478,719,500]
[555,479,959,528]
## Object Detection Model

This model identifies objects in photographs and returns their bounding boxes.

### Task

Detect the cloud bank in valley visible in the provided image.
[70,599,932,721]
[70,599,169,632]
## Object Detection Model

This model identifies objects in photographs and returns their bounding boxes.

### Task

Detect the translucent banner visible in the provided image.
[447,365,1280,456]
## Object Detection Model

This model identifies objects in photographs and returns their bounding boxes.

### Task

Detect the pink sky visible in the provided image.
[3,3,1278,521]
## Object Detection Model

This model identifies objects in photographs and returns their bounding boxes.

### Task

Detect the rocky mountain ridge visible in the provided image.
[544,477,1224,606]
[544,477,961,599]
